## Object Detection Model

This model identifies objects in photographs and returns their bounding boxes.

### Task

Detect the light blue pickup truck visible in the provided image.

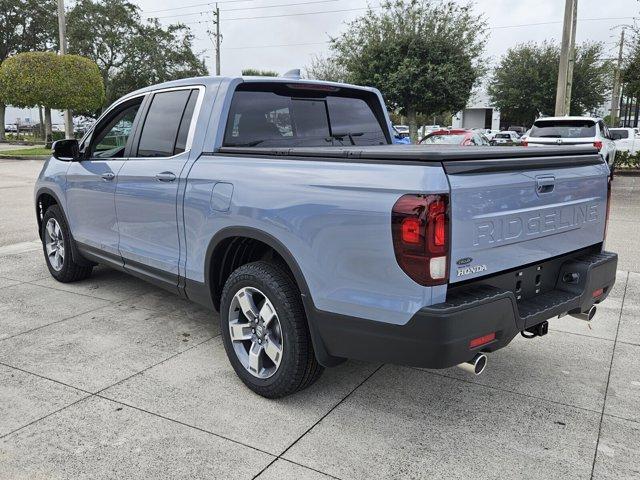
[35,75,618,397]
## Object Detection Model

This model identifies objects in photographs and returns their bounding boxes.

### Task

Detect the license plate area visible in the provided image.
[451,245,602,303]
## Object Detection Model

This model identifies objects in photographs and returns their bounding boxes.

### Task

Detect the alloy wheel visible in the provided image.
[228,287,284,379]
[44,218,65,272]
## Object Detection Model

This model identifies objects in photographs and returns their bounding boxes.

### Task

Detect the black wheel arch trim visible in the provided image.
[199,226,345,367]
[35,187,94,267]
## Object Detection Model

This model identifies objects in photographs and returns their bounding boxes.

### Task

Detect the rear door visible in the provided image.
[446,153,608,283]
[114,87,201,289]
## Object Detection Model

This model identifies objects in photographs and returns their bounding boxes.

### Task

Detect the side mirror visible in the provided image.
[52,139,80,161]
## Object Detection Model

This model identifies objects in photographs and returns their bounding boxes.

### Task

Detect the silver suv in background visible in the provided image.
[525,116,616,170]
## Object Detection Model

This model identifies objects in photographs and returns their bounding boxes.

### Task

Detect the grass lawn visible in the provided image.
[0,147,51,157]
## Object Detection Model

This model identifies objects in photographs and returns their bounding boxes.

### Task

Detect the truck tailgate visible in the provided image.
[446,153,609,283]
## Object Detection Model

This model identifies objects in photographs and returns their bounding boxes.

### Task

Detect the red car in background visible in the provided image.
[419,129,489,146]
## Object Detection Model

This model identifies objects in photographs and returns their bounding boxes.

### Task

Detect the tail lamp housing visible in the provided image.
[391,194,450,286]
[594,140,603,151]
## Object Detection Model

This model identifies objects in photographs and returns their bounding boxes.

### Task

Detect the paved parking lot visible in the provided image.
[0,158,639,479]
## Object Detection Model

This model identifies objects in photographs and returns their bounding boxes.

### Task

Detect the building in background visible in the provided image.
[451,89,501,131]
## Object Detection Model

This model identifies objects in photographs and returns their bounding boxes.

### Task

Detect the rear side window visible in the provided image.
[223,86,387,147]
[136,89,196,157]
[610,129,629,140]
[530,120,596,138]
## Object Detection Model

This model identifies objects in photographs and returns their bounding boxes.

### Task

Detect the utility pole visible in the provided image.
[214,3,221,75]
[57,0,74,139]
[610,28,625,127]
[555,0,578,116]
[564,0,578,115]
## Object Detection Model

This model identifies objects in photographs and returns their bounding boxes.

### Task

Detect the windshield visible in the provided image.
[530,120,596,138]
[223,87,388,147]
[420,134,466,145]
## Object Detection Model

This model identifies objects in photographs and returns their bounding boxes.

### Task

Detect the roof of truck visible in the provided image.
[120,75,377,100]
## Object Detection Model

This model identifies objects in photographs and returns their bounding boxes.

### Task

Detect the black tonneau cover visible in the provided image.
[216,145,604,173]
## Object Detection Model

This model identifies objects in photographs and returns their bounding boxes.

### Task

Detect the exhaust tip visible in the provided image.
[456,353,487,376]
[569,305,597,322]
[473,354,487,375]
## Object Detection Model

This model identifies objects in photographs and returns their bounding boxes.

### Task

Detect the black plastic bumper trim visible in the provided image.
[311,250,618,369]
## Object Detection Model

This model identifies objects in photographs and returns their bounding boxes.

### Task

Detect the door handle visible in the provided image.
[155,172,177,182]
[101,172,115,181]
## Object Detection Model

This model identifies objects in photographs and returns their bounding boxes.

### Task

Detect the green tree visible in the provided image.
[241,68,279,77]
[68,0,207,108]
[0,0,58,140]
[305,54,347,83]
[0,52,105,144]
[488,41,611,126]
[622,37,640,100]
[330,0,487,141]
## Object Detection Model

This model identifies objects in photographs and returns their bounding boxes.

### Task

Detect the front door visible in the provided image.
[115,87,200,288]
[66,97,144,258]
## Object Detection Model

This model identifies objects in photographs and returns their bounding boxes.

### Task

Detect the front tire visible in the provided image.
[220,261,323,398]
[41,205,93,282]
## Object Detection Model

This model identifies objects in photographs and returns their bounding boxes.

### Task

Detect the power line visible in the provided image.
[151,0,339,20]
[143,0,253,15]
[223,40,328,50]
[490,16,636,30]
[182,5,372,24]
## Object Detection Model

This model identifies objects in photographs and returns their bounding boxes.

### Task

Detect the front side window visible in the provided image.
[136,89,194,157]
[223,86,387,147]
[91,102,141,158]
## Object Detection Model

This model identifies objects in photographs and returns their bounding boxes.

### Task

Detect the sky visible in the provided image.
[137,0,638,76]
[6,0,639,124]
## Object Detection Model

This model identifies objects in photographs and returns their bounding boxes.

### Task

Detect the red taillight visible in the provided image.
[469,332,496,349]
[401,217,421,244]
[391,194,450,286]
[522,140,528,147]
[594,140,603,151]
[592,288,604,298]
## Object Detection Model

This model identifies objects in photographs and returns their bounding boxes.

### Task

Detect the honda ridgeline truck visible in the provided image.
[35,75,618,398]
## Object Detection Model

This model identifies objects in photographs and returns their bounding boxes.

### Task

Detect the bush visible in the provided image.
[615,151,640,168]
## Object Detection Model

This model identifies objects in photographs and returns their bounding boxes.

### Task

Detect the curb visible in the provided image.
[615,168,640,176]
[0,155,50,161]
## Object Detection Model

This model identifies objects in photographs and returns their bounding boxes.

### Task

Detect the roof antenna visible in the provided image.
[283,69,301,79]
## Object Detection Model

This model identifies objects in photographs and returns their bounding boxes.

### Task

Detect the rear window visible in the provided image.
[495,133,511,139]
[223,85,388,147]
[530,120,596,138]
[610,129,629,140]
[420,134,466,145]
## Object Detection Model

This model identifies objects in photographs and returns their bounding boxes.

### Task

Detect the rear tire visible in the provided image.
[41,205,93,282]
[220,261,323,398]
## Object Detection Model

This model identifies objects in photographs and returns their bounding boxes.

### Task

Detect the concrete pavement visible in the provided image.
[0,159,638,479]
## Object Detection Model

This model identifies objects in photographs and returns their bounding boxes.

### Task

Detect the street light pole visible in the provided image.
[57,0,74,139]
[555,0,577,116]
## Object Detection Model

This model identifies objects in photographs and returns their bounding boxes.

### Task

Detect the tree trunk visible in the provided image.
[0,104,6,142]
[39,106,45,141]
[44,107,53,148]
[407,106,418,144]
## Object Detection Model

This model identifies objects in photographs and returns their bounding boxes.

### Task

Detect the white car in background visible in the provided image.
[610,127,639,154]
[525,116,616,169]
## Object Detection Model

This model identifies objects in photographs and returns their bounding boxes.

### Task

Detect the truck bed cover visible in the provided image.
[216,145,604,174]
